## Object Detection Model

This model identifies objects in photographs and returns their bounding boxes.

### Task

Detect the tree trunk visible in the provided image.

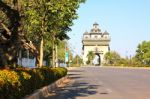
[39,37,44,67]
[55,44,58,67]
[36,56,40,67]
[0,46,18,68]
[52,36,55,67]
[0,1,20,68]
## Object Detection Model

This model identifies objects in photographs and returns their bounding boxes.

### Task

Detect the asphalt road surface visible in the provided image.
[45,66,150,99]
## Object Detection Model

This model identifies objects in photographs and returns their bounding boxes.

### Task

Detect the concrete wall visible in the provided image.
[17,58,46,68]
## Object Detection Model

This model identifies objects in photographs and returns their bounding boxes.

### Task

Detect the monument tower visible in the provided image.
[82,22,111,66]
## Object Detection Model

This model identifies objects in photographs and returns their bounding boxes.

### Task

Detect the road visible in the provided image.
[45,66,150,99]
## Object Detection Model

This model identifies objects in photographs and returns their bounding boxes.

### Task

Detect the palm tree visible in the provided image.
[86,51,95,65]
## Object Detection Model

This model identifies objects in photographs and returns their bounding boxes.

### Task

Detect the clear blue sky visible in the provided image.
[68,0,150,57]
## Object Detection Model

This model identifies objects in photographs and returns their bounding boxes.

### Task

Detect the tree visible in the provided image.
[57,41,66,61]
[24,0,86,67]
[134,41,150,66]
[104,51,121,65]
[72,55,83,66]
[86,51,95,65]
[0,0,86,68]
[0,0,37,68]
[46,0,86,67]
[24,0,52,67]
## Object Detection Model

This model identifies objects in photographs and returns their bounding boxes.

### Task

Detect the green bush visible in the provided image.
[0,67,67,99]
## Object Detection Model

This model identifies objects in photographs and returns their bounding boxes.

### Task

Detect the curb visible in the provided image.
[23,76,68,99]
[102,66,150,69]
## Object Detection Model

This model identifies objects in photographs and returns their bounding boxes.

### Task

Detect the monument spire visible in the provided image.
[91,22,101,33]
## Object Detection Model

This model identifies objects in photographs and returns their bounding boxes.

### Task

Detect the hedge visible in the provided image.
[0,67,67,99]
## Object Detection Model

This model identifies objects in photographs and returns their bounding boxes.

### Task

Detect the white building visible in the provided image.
[82,23,111,66]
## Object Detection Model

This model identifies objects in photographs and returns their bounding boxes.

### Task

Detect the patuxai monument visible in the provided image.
[82,22,111,66]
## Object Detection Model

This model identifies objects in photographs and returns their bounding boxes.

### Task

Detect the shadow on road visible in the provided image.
[45,69,100,99]
[45,82,99,99]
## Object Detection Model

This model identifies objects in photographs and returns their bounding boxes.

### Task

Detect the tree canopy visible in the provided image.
[134,41,150,66]
[104,51,121,65]
[72,55,83,66]
[0,0,86,68]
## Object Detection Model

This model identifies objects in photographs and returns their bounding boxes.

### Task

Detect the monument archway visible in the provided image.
[82,23,111,66]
